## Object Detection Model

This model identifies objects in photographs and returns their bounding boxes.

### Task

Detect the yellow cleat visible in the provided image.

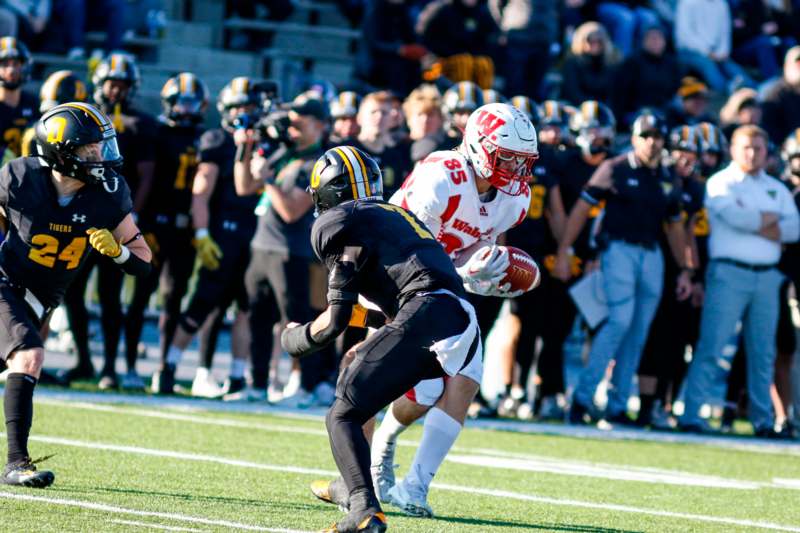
[319,512,387,533]
[310,477,350,512]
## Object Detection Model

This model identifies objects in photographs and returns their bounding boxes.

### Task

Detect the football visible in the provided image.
[501,246,540,293]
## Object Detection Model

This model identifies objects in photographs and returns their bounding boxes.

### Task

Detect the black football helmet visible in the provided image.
[696,121,727,155]
[217,76,262,130]
[310,145,383,214]
[330,91,361,119]
[0,36,31,89]
[482,89,507,105]
[35,102,123,192]
[443,81,484,115]
[668,125,701,153]
[91,53,141,111]
[160,72,209,127]
[783,128,800,161]
[631,108,668,138]
[570,100,616,156]
[39,70,88,113]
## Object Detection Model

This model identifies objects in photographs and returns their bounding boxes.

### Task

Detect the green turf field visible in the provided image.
[1,394,799,533]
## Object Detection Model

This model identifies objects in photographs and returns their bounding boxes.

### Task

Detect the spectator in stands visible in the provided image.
[612,24,683,126]
[761,46,800,145]
[234,92,334,409]
[665,76,715,129]
[489,0,558,100]
[675,0,752,93]
[403,83,446,163]
[731,0,793,83]
[561,22,619,105]
[358,0,427,96]
[0,0,49,41]
[595,0,661,58]
[49,0,126,58]
[416,0,501,89]
[679,125,799,437]
[352,91,412,197]
[557,110,693,426]
[719,87,762,139]
[328,91,361,145]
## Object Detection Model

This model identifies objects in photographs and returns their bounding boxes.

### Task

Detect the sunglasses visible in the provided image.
[638,131,663,140]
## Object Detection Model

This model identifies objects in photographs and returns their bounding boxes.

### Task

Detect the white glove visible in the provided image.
[456,245,509,284]
[463,277,524,298]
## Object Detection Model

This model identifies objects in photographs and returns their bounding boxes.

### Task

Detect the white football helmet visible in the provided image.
[463,103,538,196]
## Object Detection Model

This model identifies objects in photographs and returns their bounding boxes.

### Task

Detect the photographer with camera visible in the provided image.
[234,91,335,407]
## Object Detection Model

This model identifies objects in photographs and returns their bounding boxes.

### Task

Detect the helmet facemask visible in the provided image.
[471,137,538,196]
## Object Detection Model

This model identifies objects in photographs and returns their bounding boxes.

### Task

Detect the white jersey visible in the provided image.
[389,150,531,257]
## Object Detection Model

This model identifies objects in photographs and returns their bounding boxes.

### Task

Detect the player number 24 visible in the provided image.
[28,234,87,269]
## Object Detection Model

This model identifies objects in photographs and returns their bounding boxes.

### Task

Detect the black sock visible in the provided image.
[5,373,37,465]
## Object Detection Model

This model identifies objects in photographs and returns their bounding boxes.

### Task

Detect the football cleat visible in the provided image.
[320,511,387,533]
[98,373,118,390]
[388,480,433,518]
[191,368,225,398]
[310,477,350,512]
[151,365,176,395]
[223,385,267,402]
[370,440,397,503]
[2,456,55,488]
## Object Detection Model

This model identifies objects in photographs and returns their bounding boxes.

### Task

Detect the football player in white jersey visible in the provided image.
[368,102,539,517]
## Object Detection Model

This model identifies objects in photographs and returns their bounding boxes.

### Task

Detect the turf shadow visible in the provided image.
[424,514,643,533]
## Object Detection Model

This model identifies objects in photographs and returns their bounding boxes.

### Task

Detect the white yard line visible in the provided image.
[107,518,208,532]
[0,492,312,533]
[36,398,796,492]
[4,432,800,532]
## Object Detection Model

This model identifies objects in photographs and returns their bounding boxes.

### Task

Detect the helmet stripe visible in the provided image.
[63,102,104,126]
[49,71,70,101]
[179,73,187,94]
[332,147,360,199]
[339,146,368,198]
[348,147,371,197]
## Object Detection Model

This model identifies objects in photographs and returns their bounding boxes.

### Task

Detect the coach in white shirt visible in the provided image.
[680,125,800,436]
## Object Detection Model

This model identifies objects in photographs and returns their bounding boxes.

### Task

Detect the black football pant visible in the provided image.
[125,226,196,368]
[510,273,570,399]
[327,292,474,501]
[64,253,125,375]
[245,249,336,392]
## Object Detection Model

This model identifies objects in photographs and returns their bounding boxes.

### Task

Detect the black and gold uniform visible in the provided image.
[0,37,37,158]
[124,73,208,374]
[21,70,88,157]
[0,91,37,157]
[281,146,477,533]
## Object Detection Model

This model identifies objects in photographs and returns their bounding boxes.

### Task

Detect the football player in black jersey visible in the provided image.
[151,76,260,398]
[0,102,150,487]
[21,70,88,157]
[281,146,478,533]
[123,73,208,391]
[0,37,38,158]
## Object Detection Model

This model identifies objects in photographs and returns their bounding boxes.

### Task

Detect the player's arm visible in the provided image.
[191,162,224,270]
[232,128,267,196]
[87,213,152,276]
[554,161,612,280]
[256,158,313,223]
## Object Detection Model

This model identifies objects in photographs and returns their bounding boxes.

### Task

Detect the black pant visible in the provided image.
[510,274,570,398]
[327,292,473,498]
[245,249,335,391]
[125,226,196,367]
[64,253,124,374]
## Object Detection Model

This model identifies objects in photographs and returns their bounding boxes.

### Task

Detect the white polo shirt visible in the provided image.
[706,162,800,265]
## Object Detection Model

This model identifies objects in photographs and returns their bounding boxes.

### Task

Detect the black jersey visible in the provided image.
[142,121,203,229]
[0,158,132,308]
[311,200,464,319]
[506,147,559,260]
[0,92,38,157]
[112,108,158,197]
[198,128,259,229]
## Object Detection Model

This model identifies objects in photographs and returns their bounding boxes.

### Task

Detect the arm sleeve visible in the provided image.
[778,186,800,243]
[705,175,762,232]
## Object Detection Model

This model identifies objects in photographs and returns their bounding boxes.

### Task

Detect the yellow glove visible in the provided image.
[86,228,121,258]
[193,229,222,270]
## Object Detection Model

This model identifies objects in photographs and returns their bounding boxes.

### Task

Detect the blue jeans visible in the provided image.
[573,241,664,416]
[678,49,753,92]
[680,261,784,431]
[597,3,661,57]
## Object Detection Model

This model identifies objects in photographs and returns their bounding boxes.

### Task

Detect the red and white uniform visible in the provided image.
[389,149,531,404]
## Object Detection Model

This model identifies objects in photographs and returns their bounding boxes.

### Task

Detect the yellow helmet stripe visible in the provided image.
[110,54,119,72]
[63,102,104,126]
[348,146,371,197]
[338,146,368,198]
[49,71,71,101]
[179,73,188,94]
[333,147,359,199]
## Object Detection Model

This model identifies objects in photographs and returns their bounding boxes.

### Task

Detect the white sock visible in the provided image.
[371,405,408,464]
[404,407,461,491]
[230,358,246,379]
[194,367,209,380]
[166,346,183,367]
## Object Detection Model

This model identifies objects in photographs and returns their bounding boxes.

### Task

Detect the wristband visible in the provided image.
[195,228,209,240]
[112,245,130,264]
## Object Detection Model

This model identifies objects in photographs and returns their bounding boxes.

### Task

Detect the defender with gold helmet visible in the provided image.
[0,101,150,488]
[21,70,87,157]
[0,36,38,157]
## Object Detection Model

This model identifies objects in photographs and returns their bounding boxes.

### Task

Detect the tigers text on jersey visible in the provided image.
[0,157,132,308]
[389,150,531,256]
